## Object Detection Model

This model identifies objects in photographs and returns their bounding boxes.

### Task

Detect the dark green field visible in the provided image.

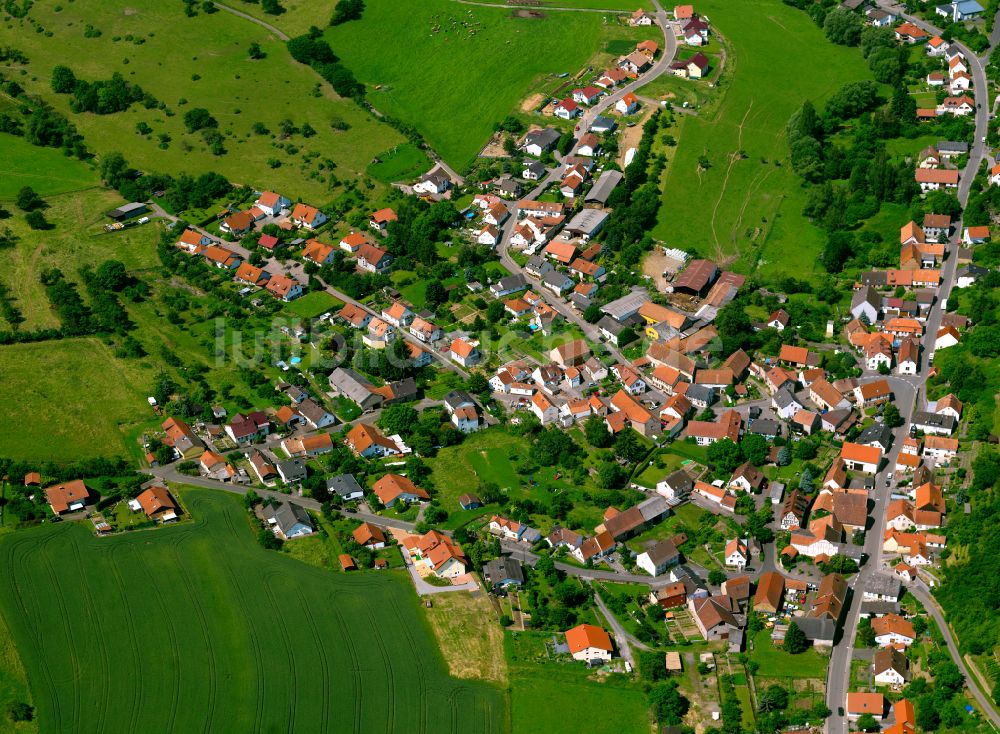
[0,490,504,733]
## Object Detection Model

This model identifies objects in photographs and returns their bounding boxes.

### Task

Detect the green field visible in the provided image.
[0,489,505,733]
[0,134,99,199]
[505,632,648,734]
[0,0,403,202]
[649,0,874,282]
[0,188,162,331]
[283,290,344,318]
[367,143,435,184]
[326,0,649,168]
[459,0,652,9]
[747,629,828,679]
[0,338,153,462]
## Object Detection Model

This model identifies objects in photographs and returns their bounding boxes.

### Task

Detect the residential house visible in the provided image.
[327,474,365,502]
[346,423,400,459]
[483,557,525,590]
[373,474,430,507]
[45,479,92,515]
[353,522,386,550]
[874,647,909,686]
[369,207,398,235]
[357,243,393,274]
[636,539,681,577]
[449,338,480,367]
[262,501,314,539]
[565,624,614,663]
[225,412,270,444]
[840,442,882,474]
[290,203,327,230]
[265,274,303,302]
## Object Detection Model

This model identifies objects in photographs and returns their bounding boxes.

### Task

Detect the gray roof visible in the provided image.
[597,314,628,336]
[857,422,893,450]
[327,473,364,499]
[851,285,880,313]
[773,387,800,409]
[865,573,901,598]
[794,617,838,643]
[443,390,476,412]
[637,495,669,522]
[387,377,418,402]
[542,270,573,289]
[264,501,314,536]
[859,600,900,617]
[492,273,528,293]
[483,556,525,586]
[591,115,617,132]
[564,207,609,235]
[955,0,985,13]
[747,418,781,436]
[328,367,379,407]
[685,384,717,405]
[937,140,969,153]
[585,170,624,205]
[600,288,649,321]
[525,255,549,272]
[663,469,694,494]
[297,398,332,424]
[276,458,307,483]
[521,527,542,544]
[642,539,680,566]
[525,127,560,149]
[912,411,956,431]
[524,161,547,177]
[957,264,989,279]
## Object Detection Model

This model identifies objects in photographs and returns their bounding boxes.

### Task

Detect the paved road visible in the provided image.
[213,2,290,41]
[826,12,991,729]
[907,580,1000,727]
[592,587,647,669]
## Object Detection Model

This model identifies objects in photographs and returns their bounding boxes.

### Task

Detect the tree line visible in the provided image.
[50,66,160,116]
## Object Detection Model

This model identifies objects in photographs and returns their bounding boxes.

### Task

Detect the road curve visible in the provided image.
[213,2,290,41]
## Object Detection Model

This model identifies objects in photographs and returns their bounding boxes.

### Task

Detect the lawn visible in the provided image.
[0,0,403,202]
[0,133,99,199]
[0,338,154,463]
[747,628,829,680]
[0,489,505,733]
[326,0,649,169]
[366,142,435,184]
[650,0,875,282]
[505,632,649,734]
[282,290,343,319]
[0,188,162,330]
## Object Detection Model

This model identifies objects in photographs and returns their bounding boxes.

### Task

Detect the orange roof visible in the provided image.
[847,692,885,716]
[900,221,924,244]
[565,623,613,654]
[779,344,810,365]
[841,442,882,465]
[872,614,915,640]
[44,479,91,514]
[136,486,177,518]
[915,168,959,184]
[373,474,429,505]
[178,228,204,246]
[372,207,397,224]
[450,338,475,358]
[353,522,386,547]
[302,239,334,264]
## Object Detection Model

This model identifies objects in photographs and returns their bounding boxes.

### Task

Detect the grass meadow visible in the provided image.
[326,0,642,168]
[648,0,875,283]
[0,134,99,199]
[0,0,403,202]
[0,489,506,733]
[0,337,157,463]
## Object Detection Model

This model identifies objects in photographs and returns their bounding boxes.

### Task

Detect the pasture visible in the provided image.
[0,0,403,202]
[0,134,99,199]
[282,290,343,318]
[649,0,873,282]
[0,188,161,331]
[0,338,154,462]
[461,0,652,9]
[326,0,635,168]
[0,489,506,733]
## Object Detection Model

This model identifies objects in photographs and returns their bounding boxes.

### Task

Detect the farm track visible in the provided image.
[710,99,754,261]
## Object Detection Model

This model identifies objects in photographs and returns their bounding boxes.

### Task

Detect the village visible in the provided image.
[9,1,1000,732]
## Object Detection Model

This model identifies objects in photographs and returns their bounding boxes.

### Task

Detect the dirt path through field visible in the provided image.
[709,99,754,261]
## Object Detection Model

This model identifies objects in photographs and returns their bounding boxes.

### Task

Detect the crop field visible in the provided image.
[649,0,873,282]
[0,0,403,202]
[0,189,162,331]
[0,134,99,199]
[326,0,640,169]
[0,338,154,463]
[0,489,505,733]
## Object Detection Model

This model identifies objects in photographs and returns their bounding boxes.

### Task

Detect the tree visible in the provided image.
[857,617,876,647]
[740,433,769,466]
[823,8,863,46]
[425,279,446,308]
[822,555,858,575]
[648,681,689,725]
[584,414,614,448]
[583,304,601,323]
[614,428,646,463]
[94,260,129,291]
[51,64,77,94]
[708,569,727,585]
[25,210,51,230]
[597,461,627,489]
[707,438,742,474]
[467,373,489,397]
[183,107,217,133]
[856,714,879,732]
[6,702,32,722]
[777,445,791,466]
[330,0,365,25]
[248,42,265,59]
[781,622,809,655]
[262,0,284,14]
[757,684,789,712]
[798,468,814,493]
[15,186,44,212]
[377,405,419,437]
[882,402,903,428]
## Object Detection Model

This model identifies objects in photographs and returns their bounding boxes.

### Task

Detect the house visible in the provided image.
[630,7,655,25]
[897,337,919,375]
[894,22,928,44]
[840,442,882,474]
[444,390,483,433]
[542,270,574,296]
[780,489,811,530]
[290,203,328,230]
[619,51,652,74]
[684,18,709,44]
[873,647,909,686]
[339,231,369,254]
[491,273,528,299]
[798,572,849,646]
[381,301,413,329]
[686,52,710,78]
[327,474,365,502]
[772,387,804,420]
[413,170,451,195]
[262,501,314,540]
[955,263,990,289]
[373,474,430,507]
[483,556,525,590]
[650,582,687,610]
[636,539,681,577]
[449,338,480,367]
[162,416,204,459]
[136,485,179,522]
[565,624,614,663]
[935,393,963,420]
[576,132,601,157]
[406,530,467,578]
[937,95,975,116]
[936,0,984,21]
[276,458,307,484]
[265,274,304,302]
[916,167,959,191]
[572,530,616,564]
[370,207,398,235]
[689,595,740,640]
[522,160,547,181]
[846,692,886,720]
[809,378,851,412]
[177,228,214,252]
[854,379,892,407]
[523,127,561,157]
[220,211,255,236]
[255,191,290,217]
[867,7,896,26]
[767,308,790,330]
[353,522,386,550]
[550,339,590,367]
[963,225,990,244]
[912,410,956,435]
[851,285,881,324]
[302,239,335,266]
[730,462,765,493]
[225,411,270,444]
[616,93,639,116]
[458,493,482,510]
[45,479,92,515]
[686,409,741,446]
[725,538,749,569]
[873,614,915,647]
[934,325,960,350]
[328,367,385,412]
[754,572,785,615]
[346,423,399,458]
[202,245,242,270]
[234,262,270,287]
[357,243,393,274]
[572,86,603,106]
[554,98,581,120]
[295,398,335,429]
[609,390,662,437]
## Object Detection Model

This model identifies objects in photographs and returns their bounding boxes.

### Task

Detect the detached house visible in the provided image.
[840,442,882,474]
[255,191,290,217]
[290,203,328,230]
[554,98,581,120]
[370,207,397,235]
